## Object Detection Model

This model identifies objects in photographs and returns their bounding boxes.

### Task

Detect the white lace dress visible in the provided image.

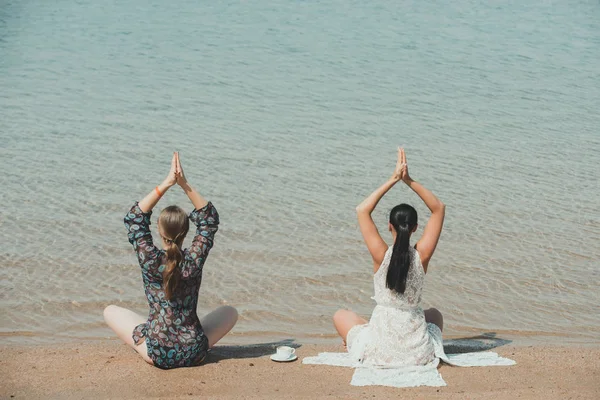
[346,246,441,367]
[304,245,515,387]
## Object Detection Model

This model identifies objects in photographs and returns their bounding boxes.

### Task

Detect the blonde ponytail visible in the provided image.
[158,206,190,300]
[163,240,183,299]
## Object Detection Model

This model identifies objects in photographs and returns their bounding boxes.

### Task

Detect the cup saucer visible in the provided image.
[270,353,298,362]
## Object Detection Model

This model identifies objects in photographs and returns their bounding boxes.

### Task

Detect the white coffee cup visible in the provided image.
[276,346,295,358]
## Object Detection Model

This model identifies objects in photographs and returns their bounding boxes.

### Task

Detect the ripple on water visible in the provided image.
[1,0,599,345]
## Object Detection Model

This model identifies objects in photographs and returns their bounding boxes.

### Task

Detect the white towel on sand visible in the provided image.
[302,337,516,388]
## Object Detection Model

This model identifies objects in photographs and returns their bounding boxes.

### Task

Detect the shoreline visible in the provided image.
[2,339,599,399]
[2,327,598,348]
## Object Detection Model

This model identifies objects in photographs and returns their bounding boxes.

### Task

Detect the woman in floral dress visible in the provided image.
[104,152,237,369]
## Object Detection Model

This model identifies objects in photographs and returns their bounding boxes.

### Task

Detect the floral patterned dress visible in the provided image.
[124,201,219,369]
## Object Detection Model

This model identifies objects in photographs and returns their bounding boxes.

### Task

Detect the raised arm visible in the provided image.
[187,202,219,265]
[399,149,445,271]
[175,153,218,265]
[124,153,178,274]
[356,148,405,272]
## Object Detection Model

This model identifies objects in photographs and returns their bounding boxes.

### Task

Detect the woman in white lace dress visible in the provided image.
[333,148,446,367]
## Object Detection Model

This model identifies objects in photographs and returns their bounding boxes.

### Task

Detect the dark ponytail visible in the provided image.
[158,206,190,300]
[386,204,418,294]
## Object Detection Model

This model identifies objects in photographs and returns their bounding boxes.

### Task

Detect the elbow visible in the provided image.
[436,202,446,213]
[356,201,375,215]
[355,205,373,218]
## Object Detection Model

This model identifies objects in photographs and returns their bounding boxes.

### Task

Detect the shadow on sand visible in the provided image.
[204,338,301,364]
[203,333,510,363]
[443,332,512,354]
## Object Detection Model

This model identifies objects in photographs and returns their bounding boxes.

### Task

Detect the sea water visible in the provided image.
[1,0,599,345]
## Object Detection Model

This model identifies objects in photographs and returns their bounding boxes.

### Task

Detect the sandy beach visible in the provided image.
[2,339,598,399]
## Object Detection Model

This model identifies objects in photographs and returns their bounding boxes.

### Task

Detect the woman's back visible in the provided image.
[346,245,432,366]
[125,201,219,369]
[104,152,238,370]
[336,148,445,367]
[373,246,424,310]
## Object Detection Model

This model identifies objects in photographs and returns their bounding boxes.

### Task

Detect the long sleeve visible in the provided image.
[187,201,219,268]
[124,202,161,274]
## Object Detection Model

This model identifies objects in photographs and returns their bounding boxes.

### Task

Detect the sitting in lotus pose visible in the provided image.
[104,152,237,369]
[333,148,445,366]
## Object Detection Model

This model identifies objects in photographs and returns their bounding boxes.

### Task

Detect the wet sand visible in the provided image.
[2,340,599,399]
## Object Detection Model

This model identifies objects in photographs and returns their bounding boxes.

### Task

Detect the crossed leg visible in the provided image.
[333,307,443,344]
[201,305,238,348]
[103,305,153,364]
[424,307,444,331]
[333,309,367,346]
[103,304,239,365]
